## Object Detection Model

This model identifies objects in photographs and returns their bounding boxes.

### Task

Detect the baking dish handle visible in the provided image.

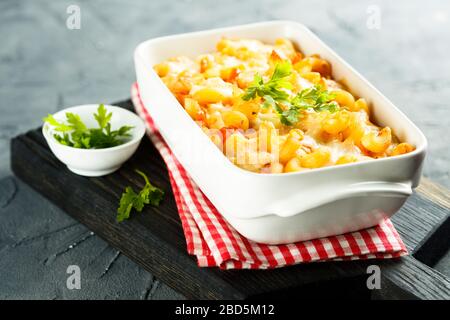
[268,181,413,218]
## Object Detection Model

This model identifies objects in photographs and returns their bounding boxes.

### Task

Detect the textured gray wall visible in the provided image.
[0,0,449,299]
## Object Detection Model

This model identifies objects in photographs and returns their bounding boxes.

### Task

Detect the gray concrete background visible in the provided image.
[0,0,449,299]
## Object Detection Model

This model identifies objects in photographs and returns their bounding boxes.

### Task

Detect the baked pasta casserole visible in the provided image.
[153,38,415,173]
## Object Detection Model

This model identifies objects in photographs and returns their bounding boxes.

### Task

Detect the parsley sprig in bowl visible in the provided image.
[42,104,145,177]
[44,104,134,149]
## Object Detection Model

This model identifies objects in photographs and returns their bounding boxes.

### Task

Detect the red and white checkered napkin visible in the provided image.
[131,83,407,269]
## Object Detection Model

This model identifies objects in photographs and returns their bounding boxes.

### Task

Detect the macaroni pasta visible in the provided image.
[154,38,415,173]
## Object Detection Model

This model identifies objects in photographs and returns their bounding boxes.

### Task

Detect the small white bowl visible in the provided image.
[43,104,146,177]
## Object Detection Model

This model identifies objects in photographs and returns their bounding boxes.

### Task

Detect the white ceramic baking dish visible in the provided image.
[134,21,427,244]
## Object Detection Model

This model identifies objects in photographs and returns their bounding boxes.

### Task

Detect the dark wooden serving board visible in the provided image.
[11,100,450,300]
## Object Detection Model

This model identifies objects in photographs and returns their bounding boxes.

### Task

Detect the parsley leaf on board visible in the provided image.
[116,169,164,222]
[43,104,134,149]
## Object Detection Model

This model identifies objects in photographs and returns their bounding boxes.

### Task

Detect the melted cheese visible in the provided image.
[154,38,415,173]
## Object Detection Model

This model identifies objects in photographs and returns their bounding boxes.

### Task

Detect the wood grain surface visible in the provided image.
[10,100,450,300]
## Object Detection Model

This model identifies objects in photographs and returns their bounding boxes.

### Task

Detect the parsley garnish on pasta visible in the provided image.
[242,62,338,125]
